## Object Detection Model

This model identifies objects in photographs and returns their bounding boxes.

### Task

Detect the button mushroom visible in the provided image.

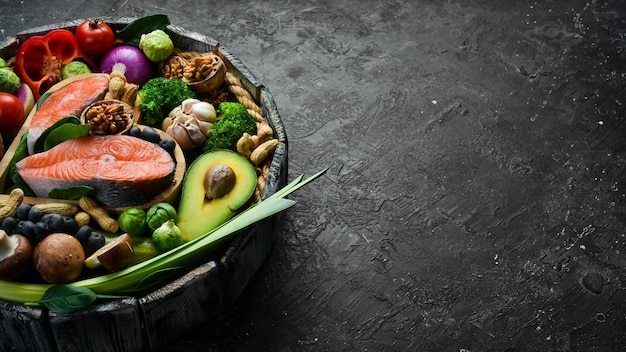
[33,233,85,284]
[0,230,33,280]
[84,233,134,272]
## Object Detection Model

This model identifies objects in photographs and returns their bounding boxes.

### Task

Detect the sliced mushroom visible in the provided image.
[84,233,134,272]
[0,230,33,280]
[33,233,84,284]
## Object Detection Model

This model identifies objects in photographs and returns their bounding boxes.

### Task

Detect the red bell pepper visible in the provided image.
[15,29,97,100]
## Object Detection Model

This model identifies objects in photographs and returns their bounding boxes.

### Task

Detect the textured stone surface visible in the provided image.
[1,0,626,351]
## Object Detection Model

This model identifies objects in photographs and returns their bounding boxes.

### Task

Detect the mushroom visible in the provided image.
[84,233,134,272]
[0,230,33,280]
[33,233,85,284]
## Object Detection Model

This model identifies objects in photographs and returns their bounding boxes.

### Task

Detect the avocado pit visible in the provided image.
[204,164,236,200]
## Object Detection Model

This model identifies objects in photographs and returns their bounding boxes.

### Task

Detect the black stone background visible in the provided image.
[1,0,626,351]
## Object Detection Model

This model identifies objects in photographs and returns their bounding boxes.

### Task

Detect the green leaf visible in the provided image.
[38,285,98,313]
[43,122,91,151]
[36,91,52,109]
[7,133,35,196]
[116,14,171,47]
[33,115,80,153]
[48,186,95,200]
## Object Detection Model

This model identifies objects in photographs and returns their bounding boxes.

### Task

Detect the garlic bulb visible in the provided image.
[164,100,216,150]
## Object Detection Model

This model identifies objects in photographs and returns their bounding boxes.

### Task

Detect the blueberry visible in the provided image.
[129,125,143,138]
[18,221,35,240]
[28,207,43,223]
[141,126,161,144]
[34,222,50,243]
[62,216,77,233]
[0,217,17,233]
[75,225,92,242]
[159,137,176,155]
[41,213,64,233]
[87,231,105,251]
[16,204,31,221]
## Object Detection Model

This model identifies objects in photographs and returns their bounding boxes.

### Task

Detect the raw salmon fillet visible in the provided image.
[26,75,109,155]
[17,135,175,207]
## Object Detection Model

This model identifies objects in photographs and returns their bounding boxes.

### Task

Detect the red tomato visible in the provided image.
[0,92,25,133]
[75,19,115,57]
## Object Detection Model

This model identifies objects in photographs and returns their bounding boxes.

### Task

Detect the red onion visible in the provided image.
[99,45,154,86]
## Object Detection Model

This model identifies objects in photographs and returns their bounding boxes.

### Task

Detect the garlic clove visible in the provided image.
[182,98,202,114]
[166,122,195,151]
[192,102,217,122]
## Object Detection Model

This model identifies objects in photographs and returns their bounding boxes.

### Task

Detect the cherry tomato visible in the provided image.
[75,19,115,57]
[0,92,25,133]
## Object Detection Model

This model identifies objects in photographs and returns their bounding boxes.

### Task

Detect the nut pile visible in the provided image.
[83,100,133,135]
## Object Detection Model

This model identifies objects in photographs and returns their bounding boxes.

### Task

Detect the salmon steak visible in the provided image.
[26,75,109,155]
[16,135,175,208]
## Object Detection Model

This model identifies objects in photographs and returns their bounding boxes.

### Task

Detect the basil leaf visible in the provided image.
[38,285,97,313]
[33,115,80,153]
[116,14,171,46]
[43,122,91,151]
[48,186,94,200]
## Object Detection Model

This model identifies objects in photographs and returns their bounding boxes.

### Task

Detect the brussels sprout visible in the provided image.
[146,202,177,230]
[0,68,20,94]
[139,29,174,62]
[0,57,6,68]
[152,219,183,252]
[60,61,92,80]
[118,207,148,237]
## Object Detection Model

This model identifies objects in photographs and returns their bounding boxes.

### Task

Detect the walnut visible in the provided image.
[82,100,134,135]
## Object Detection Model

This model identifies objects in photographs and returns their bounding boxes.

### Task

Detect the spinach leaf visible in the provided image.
[7,133,35,196]
[35,285,129,313]
[48,186,94,200]
[37,285,97,313]
[116,14,171,47]
[43,122,91,151]
[33,115,80,153]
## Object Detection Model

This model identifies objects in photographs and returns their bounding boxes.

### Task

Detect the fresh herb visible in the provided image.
[30,285,128,313]
[48,186,95,200]
[33,115,81,153]
[43,121,91,151]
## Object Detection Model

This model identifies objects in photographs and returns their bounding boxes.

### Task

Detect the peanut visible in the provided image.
[0,188,25,219]
[33,203,80,216]
[79,196,119,233]
[74,211,91,228]
[250,139,279,166]
[237,133,259,159]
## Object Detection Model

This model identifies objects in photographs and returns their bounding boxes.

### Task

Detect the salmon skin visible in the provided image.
[26,75,109,155]
[16,135,175,208]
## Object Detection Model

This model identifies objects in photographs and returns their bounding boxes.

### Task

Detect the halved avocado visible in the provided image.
[177,150,257,242]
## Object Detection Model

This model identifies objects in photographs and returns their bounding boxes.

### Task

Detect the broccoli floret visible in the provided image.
[203,102,257,152]
[137,77,196,127]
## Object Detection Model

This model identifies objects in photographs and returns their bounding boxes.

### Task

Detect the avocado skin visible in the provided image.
[176,150,257,242]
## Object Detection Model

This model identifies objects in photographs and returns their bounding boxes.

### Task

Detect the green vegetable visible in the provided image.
[60,61,92,80]
[0,67,21,94]
[116,14,171,47]
[139,29,174,62]
[137,77,196,127]
[146,202,177,230]
[152,219,183,252]
[118,208,148,237]
[203,102,257,152]
[0,57,6,68]
[0,168,327,308]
